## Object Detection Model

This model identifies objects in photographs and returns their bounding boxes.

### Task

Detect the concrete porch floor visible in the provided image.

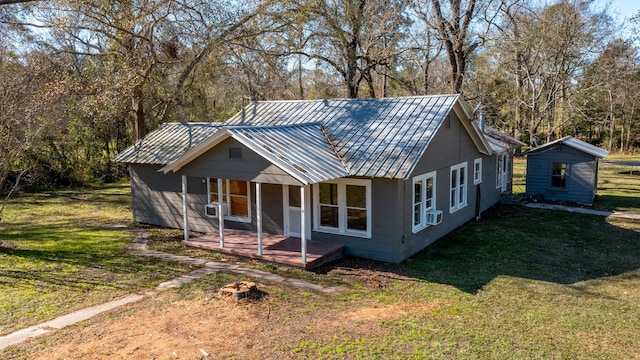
[183,229,344,269]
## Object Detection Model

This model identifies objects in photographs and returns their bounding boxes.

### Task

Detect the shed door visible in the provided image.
[283,185,301,237]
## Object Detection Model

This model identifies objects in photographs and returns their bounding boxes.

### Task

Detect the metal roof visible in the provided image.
[224,95,466,179]
[116,95,498,182]
[112,122,222,164]
[226,124,350,185]
[484,125,525,153]
[527,136,608,158]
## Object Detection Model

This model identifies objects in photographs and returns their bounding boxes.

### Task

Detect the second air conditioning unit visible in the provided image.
[426,209,443,225]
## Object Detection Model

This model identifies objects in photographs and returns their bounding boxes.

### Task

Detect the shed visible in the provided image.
[525,136,608,205]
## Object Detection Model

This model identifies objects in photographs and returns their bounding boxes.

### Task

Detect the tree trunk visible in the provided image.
[608,89,614,152]
[298,53,304,99]
[132,85,146,140]
[346,40,359,98]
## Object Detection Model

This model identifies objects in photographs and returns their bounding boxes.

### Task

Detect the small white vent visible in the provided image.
[426,210,443,225]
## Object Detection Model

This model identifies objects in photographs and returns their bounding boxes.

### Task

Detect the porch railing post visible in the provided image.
[256,182,263,256]
[182,175,189,242]
[218,178,224,248]
[300,185,307,265]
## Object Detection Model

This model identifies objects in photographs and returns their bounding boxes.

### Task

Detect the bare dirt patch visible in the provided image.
[8,278,424,360]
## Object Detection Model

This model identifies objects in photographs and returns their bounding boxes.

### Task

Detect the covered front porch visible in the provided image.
[183,229,344,269]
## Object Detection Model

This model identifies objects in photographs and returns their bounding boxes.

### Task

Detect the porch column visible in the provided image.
[300,186,307,265]
[256,182,263,256]
[181,175,189,242]
[218,178,224,248]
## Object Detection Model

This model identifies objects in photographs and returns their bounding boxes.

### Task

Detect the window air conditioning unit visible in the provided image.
[205,202,229,218]
[426,210,443,225]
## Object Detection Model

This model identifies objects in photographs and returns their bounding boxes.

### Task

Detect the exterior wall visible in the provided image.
[130,164,285,234]
[525,144,598,205]
[309,178,402,263]
[399,113,504,262]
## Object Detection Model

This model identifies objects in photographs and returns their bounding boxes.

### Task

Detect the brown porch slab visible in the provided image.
[183,229,344,269]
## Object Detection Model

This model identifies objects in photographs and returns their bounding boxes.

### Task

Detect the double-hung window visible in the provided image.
[473,158,482,185]
[208,178,251,222]
[313,178,371,238]
[450,162,468,213]
[412,171,436,233]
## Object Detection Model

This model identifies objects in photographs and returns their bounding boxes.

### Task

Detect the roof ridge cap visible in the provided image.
[319,123,351,175]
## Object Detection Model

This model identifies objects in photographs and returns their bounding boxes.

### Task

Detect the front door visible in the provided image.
[284,185,301,237]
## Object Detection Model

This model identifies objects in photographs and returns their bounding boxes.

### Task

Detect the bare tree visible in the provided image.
[417,0,500,94]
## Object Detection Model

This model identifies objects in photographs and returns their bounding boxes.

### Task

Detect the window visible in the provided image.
[551,163,568,189]
[208,178,251,222]
[473,158,482,185]
[450,162,468,213]
[413,171,436,233]
[313,178,371,238]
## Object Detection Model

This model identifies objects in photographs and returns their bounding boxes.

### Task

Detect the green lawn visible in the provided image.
[1,160,640,358]
[0,183,192,336]
[292,207,640,359]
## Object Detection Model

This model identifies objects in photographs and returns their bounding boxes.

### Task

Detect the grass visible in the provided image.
[0,183,193,336]
[290,207,640,359]
[2,156,640,358]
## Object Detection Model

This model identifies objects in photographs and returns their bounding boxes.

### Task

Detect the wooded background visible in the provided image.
[1,0,639,203]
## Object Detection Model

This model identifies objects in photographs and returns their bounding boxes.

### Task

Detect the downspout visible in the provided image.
[182,175,189,241]
[475,184,481,221]
[402,180,406,244]
[476,110,485,221]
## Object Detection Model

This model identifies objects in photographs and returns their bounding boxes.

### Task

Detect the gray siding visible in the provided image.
[400,113,504,262]
[130,164,285,234]
[310,178,402,263]
[525,144,598,205]
[180,137,304,186]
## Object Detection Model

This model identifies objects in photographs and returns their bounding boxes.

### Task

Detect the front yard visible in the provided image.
[1,156,639,359]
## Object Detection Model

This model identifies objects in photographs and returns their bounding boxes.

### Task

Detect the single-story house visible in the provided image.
[525,136,608,205]
[114,95,523,266]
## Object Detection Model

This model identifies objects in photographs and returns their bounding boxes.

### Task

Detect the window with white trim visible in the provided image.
[313,178,371,238]
[208,178,251,222]
[412,171,436,233]
[450,162,468,213]
[473,158,482,185]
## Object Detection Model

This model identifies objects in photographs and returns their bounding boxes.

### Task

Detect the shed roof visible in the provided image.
[526,136,608,158]
[116,95,497,183]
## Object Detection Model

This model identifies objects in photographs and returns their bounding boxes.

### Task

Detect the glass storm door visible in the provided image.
[284,185,302,237]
